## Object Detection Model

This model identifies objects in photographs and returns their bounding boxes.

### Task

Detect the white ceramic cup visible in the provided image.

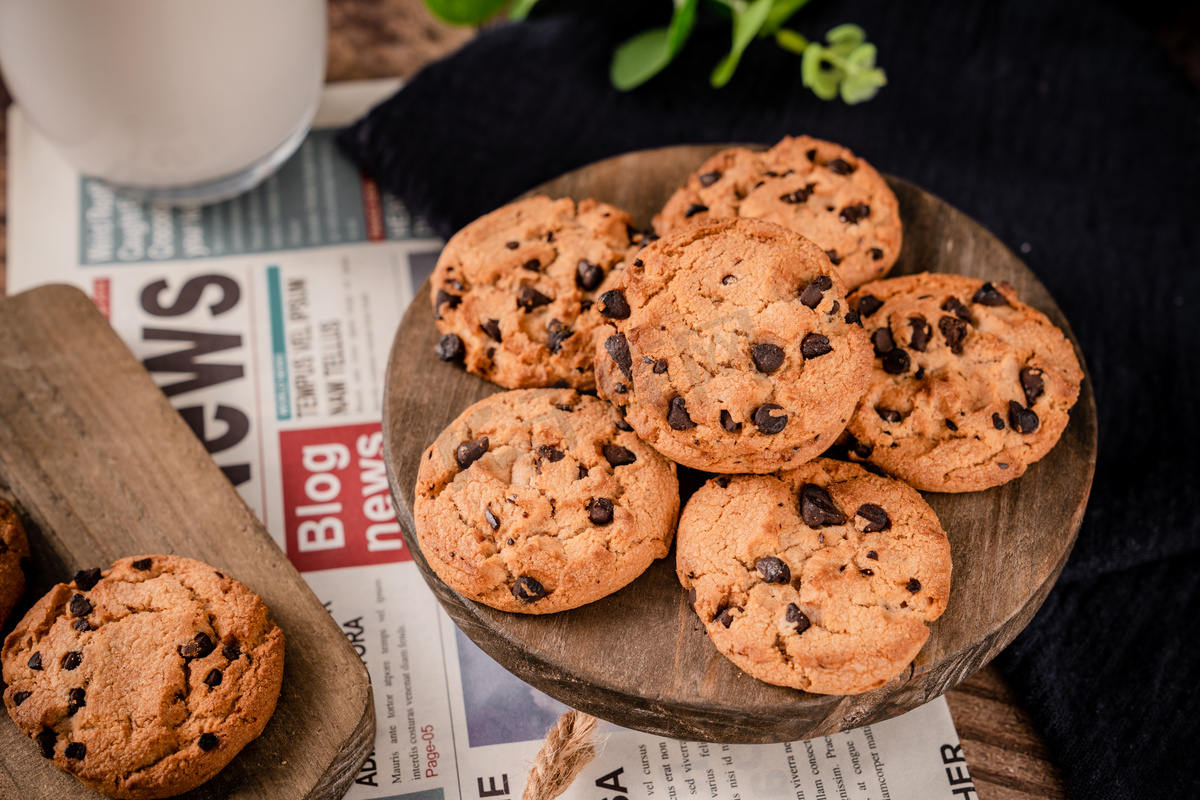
[0,0,327,204]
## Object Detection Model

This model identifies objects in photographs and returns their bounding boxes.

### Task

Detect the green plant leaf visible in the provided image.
[845,42,876,70]
[824,23,865,52]
[761,0,813,36]
[509,0,542,20]
[774,27,808,55]
[840,66,886,104]
[423,0,507,25]
[801,43,842,100]
[710,0,774,88]
[610,0,698,91]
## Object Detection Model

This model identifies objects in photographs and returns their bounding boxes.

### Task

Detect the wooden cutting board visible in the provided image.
[0,285,374,798]
[383,144,1098,743]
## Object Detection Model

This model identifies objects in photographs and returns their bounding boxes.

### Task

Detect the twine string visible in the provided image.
[523,710,600,800]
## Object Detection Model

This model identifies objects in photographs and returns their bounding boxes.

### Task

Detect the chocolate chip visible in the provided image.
[806,148,817,161]
[69,594,92,618]
[721,274,736,285]
[505,241,519,250]
[872,328,895,356]
[434,290,461,315]
[825,250,841,266]
[28,652,42,670]
[714,605,740,628]
[720,410,742,433]
[716,476,731,488]
[516,285,551,311]
[848,435,873,459]
[870,247,884,260]
[598,289,630,319]
[945,418,959,431]
[668,397,696,430]
[756,556,791,584]
[587,498,614,525]
[942,296,971,320]
[13,691,31,706]
[547,320,573,353]
[455,437,489,470]
[653,359,668,374]
[786,603,811,635]
[62,651,82,670]
[907,578,922,593]
[876,407,902,423]
[65,742,86,760]
[800,484,846,527]
[882,348,910,374]
[845,310,862,327]
[223,641,241,661]
[939,316,968,354]
[839,203,871,224]
[914,367,925,380]
[698,171,722,187]
[753,404,788,434]
[73,568,102,591]
[480,319,502,342]
[860,568,876,577]
[36,728,57,758]
[435,333,464,362]
[68,687,86,716]
[780,184,816,204]
[575,260,604,291]
[536,445,565,465]
[1008,400,1040,434]
[825,158,855,175]
[801,334,832,359]
[685,203,708,218]
[602,444,636,467]
[73,618,90,632]
[973,282,1010,306]
[856,504,891,532]
[205,669,223,688]
[633,259,644,269]
[605,333,633,379]
[867,550,879,560]
[687,587,698,610]
[615,417,633,432]
[198,733,219,752]
[485,507,500,531]
[993,412,1005,430]
[858,295,883,318]
[577,465,589,480]
[752,343,785,373]
[1020,367,1045,406]
[909,317,931,352]
[800,275,833,308]
[512,576,546,603]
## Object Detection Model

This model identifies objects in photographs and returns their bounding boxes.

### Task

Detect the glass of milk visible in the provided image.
[0,0,327,204]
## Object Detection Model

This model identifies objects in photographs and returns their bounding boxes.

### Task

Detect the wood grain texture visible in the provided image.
[0,285,374,799]
[383,144,1097,744]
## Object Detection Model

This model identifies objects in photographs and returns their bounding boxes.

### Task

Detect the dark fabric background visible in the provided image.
[340,1,1200,796]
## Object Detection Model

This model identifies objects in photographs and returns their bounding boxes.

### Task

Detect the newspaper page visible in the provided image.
[6,79,982,800]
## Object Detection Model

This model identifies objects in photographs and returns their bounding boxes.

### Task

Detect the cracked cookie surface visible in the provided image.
[677,459,951,695]
[414,389,679,614]
[0,500,30,629]
[1,555,285,799]
[845,273,1084,492]
[431,194,641,390]
[595,217,872,474]
[654,136,902,290]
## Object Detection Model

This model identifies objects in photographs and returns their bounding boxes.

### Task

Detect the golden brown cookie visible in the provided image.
[1,555,285,799]
[414,389,679,614]
[0,500,31,629]
[677,459,951,695]
[594,217,872,474]
[845,273,1084,492]
[654,136,902,290]
[431,194,643,390]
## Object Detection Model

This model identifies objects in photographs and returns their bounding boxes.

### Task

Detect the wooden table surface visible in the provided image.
[0,1,1084,797]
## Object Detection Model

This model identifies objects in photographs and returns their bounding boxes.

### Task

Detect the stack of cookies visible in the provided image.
[416,135,1084,696]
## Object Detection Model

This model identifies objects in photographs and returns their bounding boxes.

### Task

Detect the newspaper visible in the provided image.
[6,79,981,800]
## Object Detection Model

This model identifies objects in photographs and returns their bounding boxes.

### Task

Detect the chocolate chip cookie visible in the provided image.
[0,500,30,628]
[677,459,951,695]
[1,555,285,799]
[594,217,872,474]
[845,273,1084,492]
[431,194,643,390]
[654,136,902,290]
[414,388,679,614]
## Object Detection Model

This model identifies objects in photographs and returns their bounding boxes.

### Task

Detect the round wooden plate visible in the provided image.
[382,144,1097,743]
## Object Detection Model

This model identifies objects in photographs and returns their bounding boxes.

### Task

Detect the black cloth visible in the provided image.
[340,1,1200,796]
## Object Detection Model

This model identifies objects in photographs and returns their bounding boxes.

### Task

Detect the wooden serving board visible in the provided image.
[0,285,374,798]
[383,145,1097,743]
